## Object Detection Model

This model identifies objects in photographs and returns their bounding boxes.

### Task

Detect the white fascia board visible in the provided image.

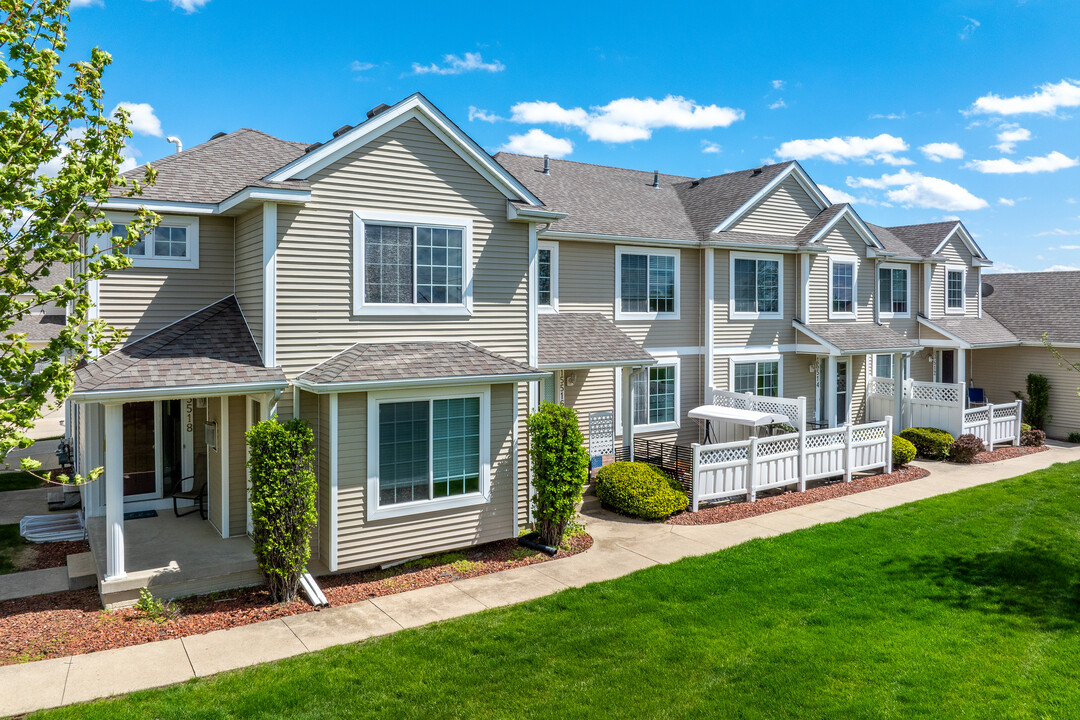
[265,94,542,206]
[791,321,841,356]
[541,230,699,249]
[218,187,311,214]
[71,380,289,404]
[293,372,546,394]
[508,203,567,222]
[99,198,218,215]
[932,222,987,260]
[537,359,657,370]
[917,315,971,349]
[808,206,884,249]
[713,161,830,233]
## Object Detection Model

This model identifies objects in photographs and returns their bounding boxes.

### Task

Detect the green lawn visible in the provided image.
[0,470,45,492]
[0,523,26,574]
[35,462,1080,719]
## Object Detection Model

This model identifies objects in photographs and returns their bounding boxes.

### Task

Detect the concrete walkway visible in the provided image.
[2,443,1078,717]
[0,487,51,525]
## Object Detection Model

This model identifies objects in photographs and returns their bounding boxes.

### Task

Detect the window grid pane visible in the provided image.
[876,354,893,379]
[648,366,675,424]
[365,224,414,304]
[415,226,463,304]
[431,397,481,499]
[733,363,757,394]
[947,270,964,309]
[113,223,145,257]
[832,262,853,314]
[878,268,892,314]
[153,226,188,258]
[836,363,848,425]
[891,269,907,313]
[734,258,757,313]
[621,253,649,313]
[648,255,675,313]
[757,361,779,397]
[378,401,430,506]
[538,248,552,306]
[757,260,779,314]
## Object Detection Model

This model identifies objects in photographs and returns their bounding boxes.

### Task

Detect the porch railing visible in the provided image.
[962,400,1022,449]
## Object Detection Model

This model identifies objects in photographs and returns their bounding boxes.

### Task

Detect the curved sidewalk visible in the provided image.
[3,443,1077,717]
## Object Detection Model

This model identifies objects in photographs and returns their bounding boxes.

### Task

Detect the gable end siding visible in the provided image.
[730,176,820,236]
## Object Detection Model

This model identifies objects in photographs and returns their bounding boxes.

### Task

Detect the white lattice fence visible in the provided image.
[710,390,804,429]
[962,400,1022,449]
[866,375,897,425]
[588,411,615,457]
[907,380,965,436]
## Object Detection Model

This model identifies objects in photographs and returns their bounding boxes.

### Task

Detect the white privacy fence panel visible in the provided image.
[907,380,965,436]
[866,375,896,426]
[691,418,893,511]
[962,400,1022,449]
[588,411,615,457]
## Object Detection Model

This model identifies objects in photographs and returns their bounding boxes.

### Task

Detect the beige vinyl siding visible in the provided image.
[729,176,820,236]
[713,248,798,348]
[98,215,235,343]
[807,220,873,325]
[227,395,247,537]
[930,235,975,318]
[206,396,224,535]
[234,207,263,355]
[909,351,934,383]
[562,367,617,450]
[274,118,529,379]
[973,345,1080,439]
[334,383,517,570]
[850,355,867,424]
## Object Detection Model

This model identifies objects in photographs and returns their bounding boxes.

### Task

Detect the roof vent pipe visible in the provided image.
[652,170,659,188]
[166,136,182,153]
[752,167,763,176]
[543,155,550,175]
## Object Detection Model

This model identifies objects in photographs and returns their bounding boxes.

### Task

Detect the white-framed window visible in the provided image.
[836,359,849,425]
[874,354,893,379]
[729,355,783,397]
[730,252,783,320]
[615,246,679,320]
[538,240,558,313]
[352,209,473,317]
[105,213,199,269]
[829,258,857,320]
[878,264,909,318]
[945,265,966,314]
[366,385,491,521]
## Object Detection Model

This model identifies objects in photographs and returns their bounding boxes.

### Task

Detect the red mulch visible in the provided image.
[971,444,1049,464]
[667,465,931,526]
[0,532,592,666]
[23,540,90,571]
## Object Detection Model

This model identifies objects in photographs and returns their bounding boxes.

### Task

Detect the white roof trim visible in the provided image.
[100,187,311,216]
[713,161,830,233]
[792,321,841,356]
[538,358,656,370]
[932,221,988,260]
[218,187,311,214]
[71,380,288,404]
[265,93,542,206]
[507,202,567,222]
[293,371,545,394]
[917,316,972,350]
[807,205,884,249]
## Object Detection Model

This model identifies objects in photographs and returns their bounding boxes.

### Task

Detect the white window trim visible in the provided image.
[728,354,784,397]
[945,264,966,315]
[352,209,474,317]
[103,212,200,270]
[873,353,894,379]
[615,246,681,321]
[537,240,559,314]
[878,262,911,319]
[729,251,784,320]
[615,354,681,434]
[827,257,858,321]
[366,384,491,521]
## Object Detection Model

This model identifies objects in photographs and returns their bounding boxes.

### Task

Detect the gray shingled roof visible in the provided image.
[918,314,1018,347]
[885,222,959,258]
[983,271,1080,344]
[673,162,795,237]
[74,296,286,397]
[865,223,922,258]
[8,313,65,342]
[793,204,848,244]
[796,321,921,353]
[116,128,309,205]
[538,314,655,368]
[298,342,540,386]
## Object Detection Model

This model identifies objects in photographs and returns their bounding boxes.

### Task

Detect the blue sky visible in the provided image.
[65,0,1080,272]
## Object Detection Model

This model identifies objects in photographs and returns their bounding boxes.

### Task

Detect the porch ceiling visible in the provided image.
[538,313,655,369]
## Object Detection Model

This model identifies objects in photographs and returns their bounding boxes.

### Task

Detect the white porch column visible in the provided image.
[958,348,967,390]
[103,402,125,580]
[893,352,904,430]
[621,367,635,457]
[825,356,838,427]
[703,247,715,402]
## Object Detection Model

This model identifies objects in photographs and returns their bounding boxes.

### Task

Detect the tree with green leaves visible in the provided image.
[527,402,589,547]
[0,0,158,481]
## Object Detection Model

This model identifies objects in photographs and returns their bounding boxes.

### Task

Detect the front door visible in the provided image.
[939,349,956,384]
[122,402,156,499]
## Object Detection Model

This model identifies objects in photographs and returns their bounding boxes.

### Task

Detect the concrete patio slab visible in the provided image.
[0,566,69,602]
[453,565,569,608]
[530,545,656,588]
[181,619,307,677]
[370,582,487,629]
[63,639,193,705]
[282,602,402,652]
[0,656,70,717]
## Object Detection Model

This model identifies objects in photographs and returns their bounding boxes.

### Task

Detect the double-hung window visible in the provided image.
[616,247,679,319]
[874,354,893,379]
[732,358,781,397]
[730,253,781,319]
[878,265,909,317]
[629,362,679,430]
[368,387,490,520]
[829,258,856,319]
[106,214,199,269]
[946,267,966,314]
[354,210,473,316]
[538,240,558,312]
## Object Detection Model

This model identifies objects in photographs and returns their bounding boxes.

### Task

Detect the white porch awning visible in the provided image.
[687,405,790,427]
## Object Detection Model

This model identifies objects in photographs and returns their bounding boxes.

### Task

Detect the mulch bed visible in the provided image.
[22,540,90,572]
[971,444,1049,464]
[668,465,931,526]
[0,532,592,666]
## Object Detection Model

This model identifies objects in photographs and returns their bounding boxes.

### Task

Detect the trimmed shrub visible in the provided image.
[899,427,955,460]
[527,402,590,547]
[892,435,916,467]
[246,418,318,604]
[1067,432,1080,444]
[948,434,985,464]
[595,462,688,520]
[1021,428,1046,447]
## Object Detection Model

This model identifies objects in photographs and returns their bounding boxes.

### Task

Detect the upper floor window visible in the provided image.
[878,266,909,317]
[733,357,781,397]
[106,214,199,270]
[946,267,965,314]
[615,247,679,320]
[538,240,558,312]
[829,259,856,319]
[731,253,782,319]
[353,210,473,316]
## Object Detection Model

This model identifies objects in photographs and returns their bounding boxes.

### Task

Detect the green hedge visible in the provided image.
[899,427,954,460]
[892,435,916,467]
[595,462,688,520]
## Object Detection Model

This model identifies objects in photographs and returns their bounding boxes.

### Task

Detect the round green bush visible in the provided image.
[899,427,954,460]
[892,435,916,467]
[595,461,688,520]
[948,434,985,464]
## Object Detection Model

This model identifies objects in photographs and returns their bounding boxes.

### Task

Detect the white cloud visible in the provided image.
[498,129,573,158]
[966,151,1079,174]
[999,197,1016,206]
[701,140,722,154]
[69,0,102,7]
[771,80,785,90]
[817,184,876,206]
[1043,264,1080,272]
[920,142,965,162]
[984,262,1024,274]
[1058,244,1080,249]
[468,106,501,123]
[847,170,988,211]
[169,0,210,11]
[993,124,1031,153]
[411,52,504,76]
[768,99,787,110]
[350,61,375,73]
[869,112,906,120]
[969,79,1080,116]
[959,16,980,40]
[774,133,912,165]
[110,102,162,137]
[509,95,743,144]
[1034,228,1080,237]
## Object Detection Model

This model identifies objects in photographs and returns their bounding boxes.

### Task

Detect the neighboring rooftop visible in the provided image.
[537,314,655,368]
[983,271,1080,344]
[8,313,65,342]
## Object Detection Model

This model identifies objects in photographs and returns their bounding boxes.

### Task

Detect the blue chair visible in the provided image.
[968,387,987,407]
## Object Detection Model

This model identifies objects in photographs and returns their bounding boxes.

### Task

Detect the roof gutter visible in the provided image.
[293,371,547,394]
[99,186,311,216]
[71,380,289,404]
[538,358,657,370]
